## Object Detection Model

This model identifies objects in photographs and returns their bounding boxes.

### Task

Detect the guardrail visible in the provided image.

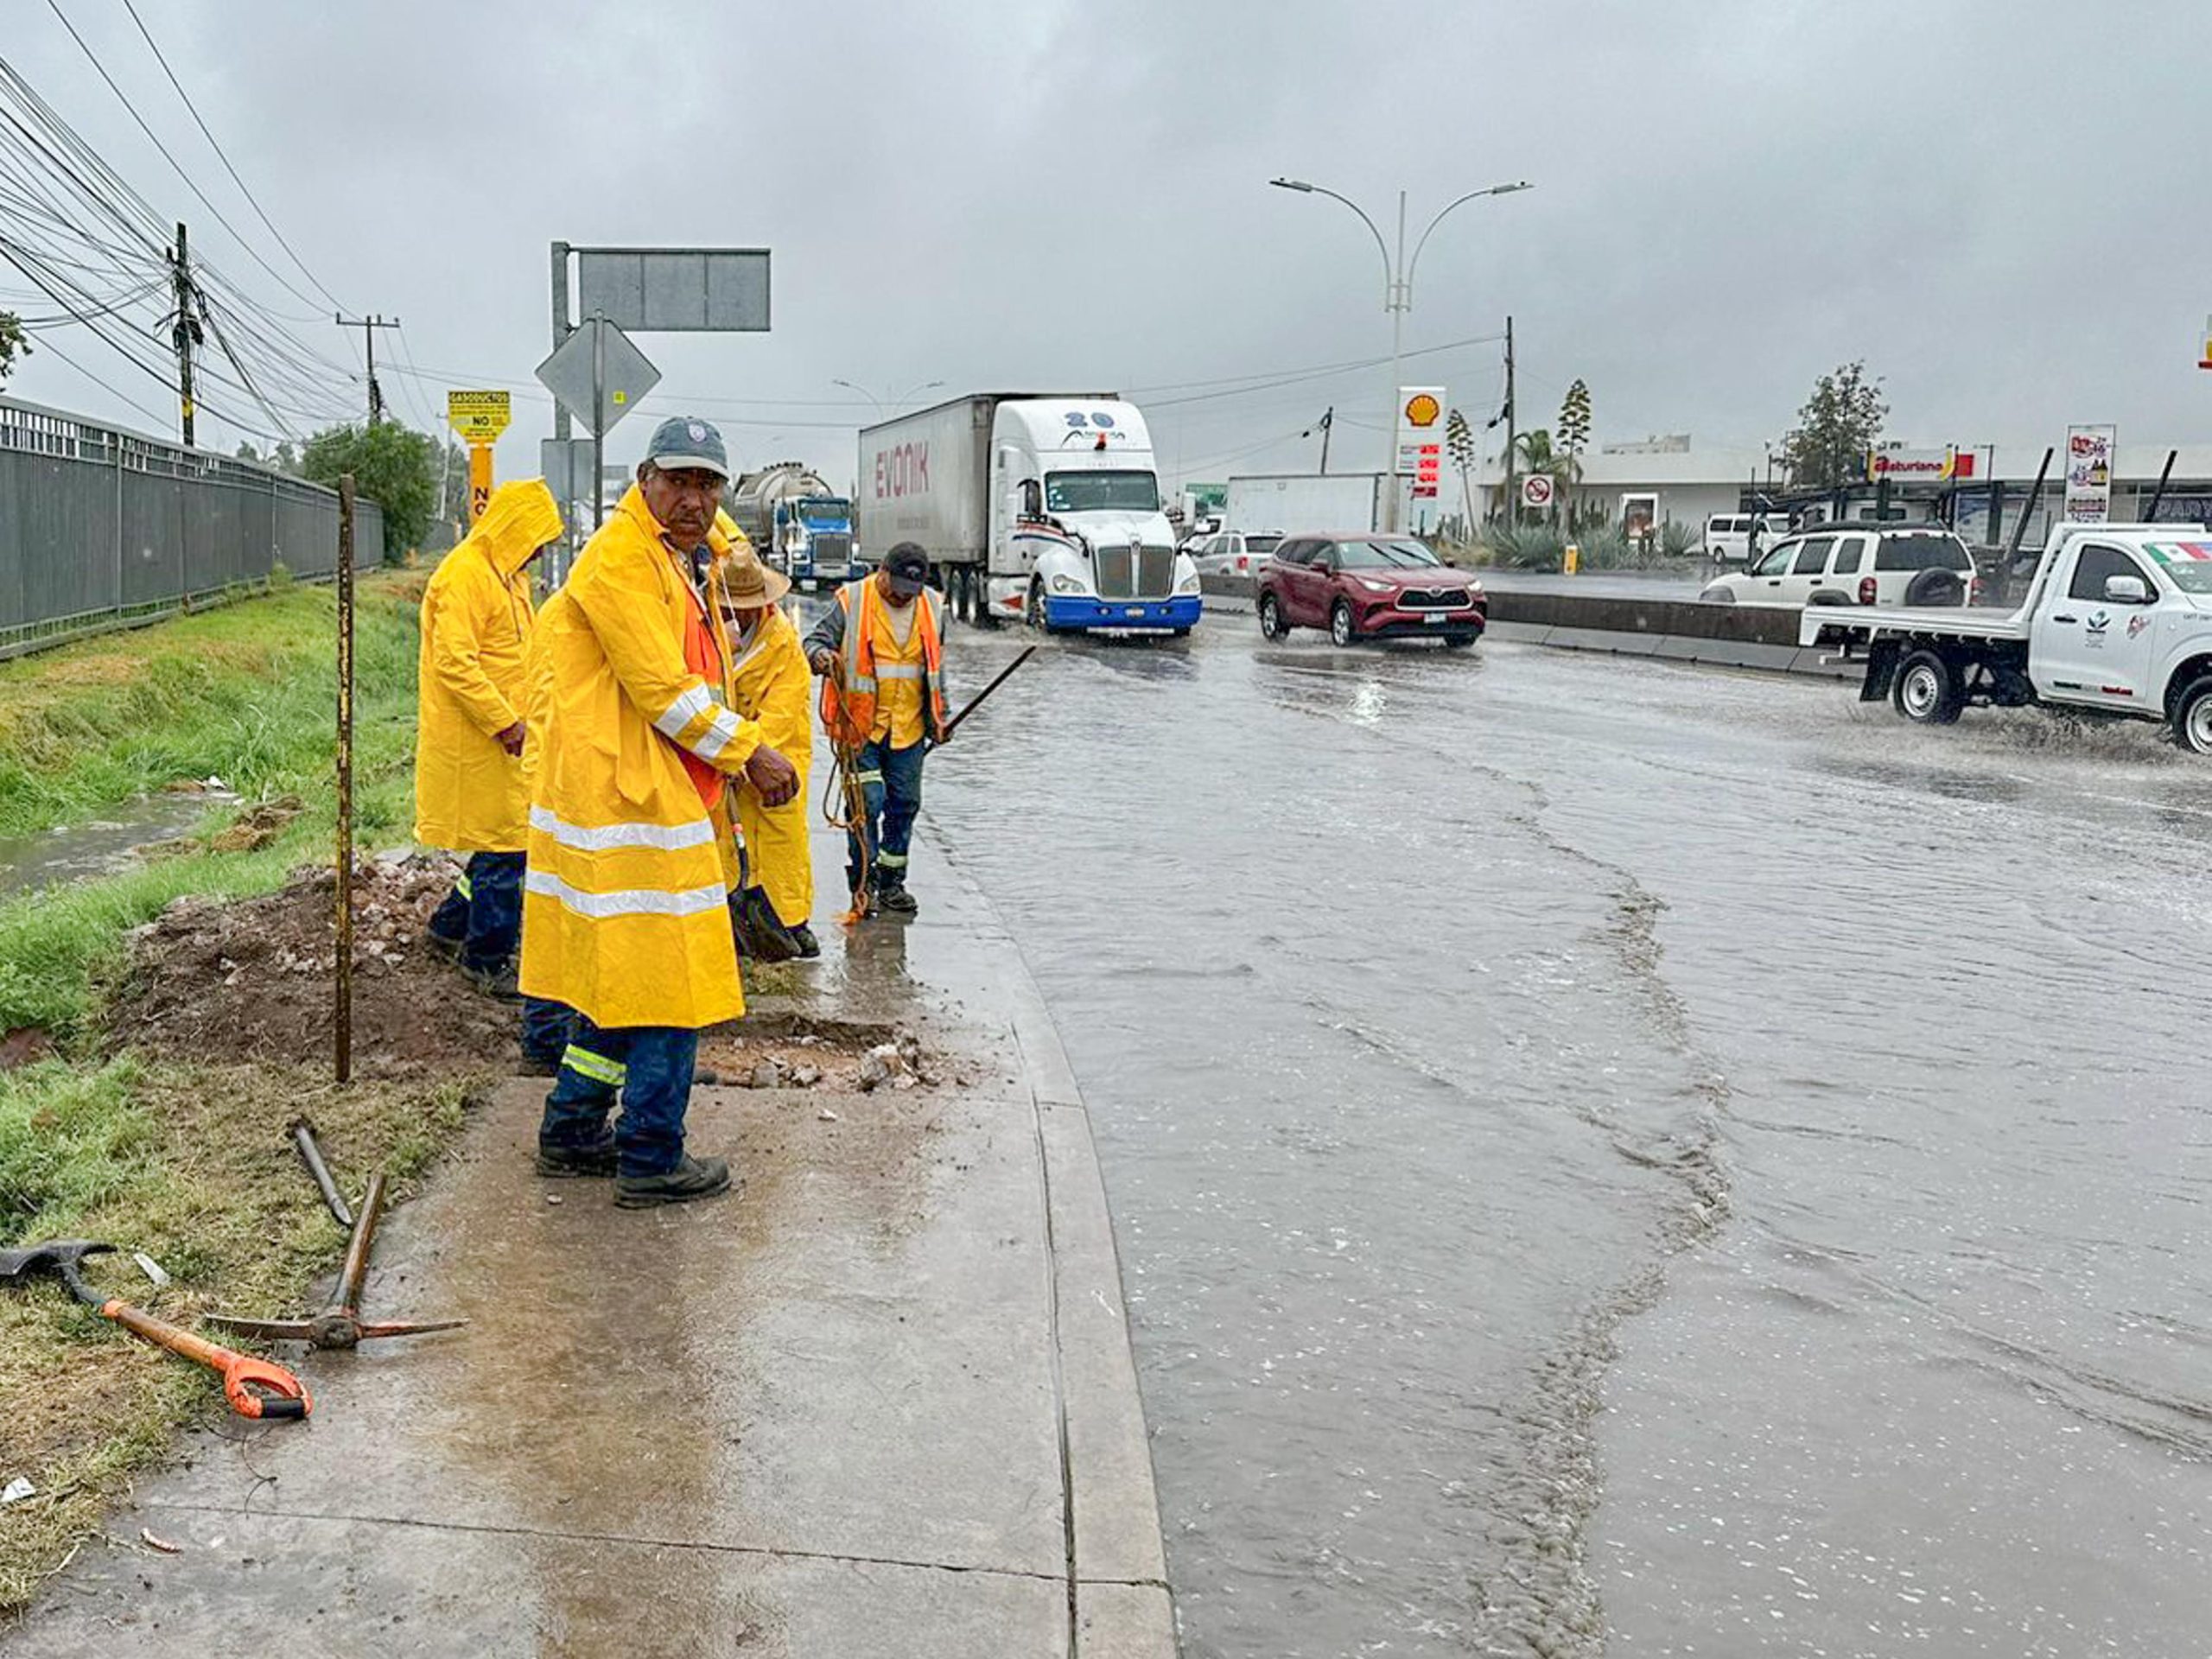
[0,396,385,660]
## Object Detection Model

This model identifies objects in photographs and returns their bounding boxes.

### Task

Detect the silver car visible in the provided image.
[1191,530,1284,581]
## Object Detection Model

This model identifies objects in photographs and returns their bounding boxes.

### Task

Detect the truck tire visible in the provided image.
[1329,600,1357,648]
[1258,591,1288,639]
[1906,568,1965,606]
[2171,674,2212,753]
[1027,579,1053,634]
[1893,648,1964,725]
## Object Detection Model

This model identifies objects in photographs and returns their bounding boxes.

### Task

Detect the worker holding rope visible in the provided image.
[806,543,948,918]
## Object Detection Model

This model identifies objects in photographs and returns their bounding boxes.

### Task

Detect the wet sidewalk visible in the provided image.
[3,818,1173,1657]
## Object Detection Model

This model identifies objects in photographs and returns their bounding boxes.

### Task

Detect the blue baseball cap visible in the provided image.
[643,416,729,481]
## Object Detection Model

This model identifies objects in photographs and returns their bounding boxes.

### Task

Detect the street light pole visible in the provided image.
[1272,175,1530,533]
[834,378,947,423]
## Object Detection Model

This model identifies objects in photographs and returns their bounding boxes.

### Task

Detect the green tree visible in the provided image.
[1781,360,1888,490]
[1556,378,1592,527]
[0,312,29,390]
[298,421,439,556]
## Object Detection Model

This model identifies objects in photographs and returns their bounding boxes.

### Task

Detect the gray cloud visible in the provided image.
[8,0,2209,496]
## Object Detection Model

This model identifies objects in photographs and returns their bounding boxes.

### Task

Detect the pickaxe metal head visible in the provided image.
[0,1240,114,1305]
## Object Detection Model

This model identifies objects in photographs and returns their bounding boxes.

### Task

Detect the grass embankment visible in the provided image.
[0,571,476,1611]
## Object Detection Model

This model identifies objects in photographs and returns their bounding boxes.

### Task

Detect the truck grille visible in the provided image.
[1396,586,1471,610]
[810,532,852,574]
[1096,543,1177,600]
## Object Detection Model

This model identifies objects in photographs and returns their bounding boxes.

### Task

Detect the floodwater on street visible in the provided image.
[920,609,2212,1657]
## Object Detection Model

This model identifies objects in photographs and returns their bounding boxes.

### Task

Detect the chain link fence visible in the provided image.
[0,396,386,660]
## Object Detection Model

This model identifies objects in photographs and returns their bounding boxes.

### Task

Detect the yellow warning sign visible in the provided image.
[447,390,512,444]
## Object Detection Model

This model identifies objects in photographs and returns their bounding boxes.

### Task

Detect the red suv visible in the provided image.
[1256,536,1487,647]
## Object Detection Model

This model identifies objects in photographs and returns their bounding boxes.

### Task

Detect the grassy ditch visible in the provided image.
[0,569,492,1611]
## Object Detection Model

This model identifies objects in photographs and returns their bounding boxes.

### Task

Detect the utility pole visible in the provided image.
[1502,315,1517,527]
[334,313,400,424]
[166,222,201,448]
[1318,405,1334,474]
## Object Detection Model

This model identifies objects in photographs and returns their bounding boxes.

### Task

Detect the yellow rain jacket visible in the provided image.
[519,486,766,1030]
[727,605,813,927]
[413,480,563,852]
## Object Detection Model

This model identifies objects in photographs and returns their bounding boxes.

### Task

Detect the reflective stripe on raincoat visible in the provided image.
[519,485,765,1030]
[815,577,948,748]
[413,479,563,853]
[727,605,813,927]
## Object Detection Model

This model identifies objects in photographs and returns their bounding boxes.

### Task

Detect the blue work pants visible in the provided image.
[848,737,926,893]
[428,850,524,973]
[537,1021,701,1179]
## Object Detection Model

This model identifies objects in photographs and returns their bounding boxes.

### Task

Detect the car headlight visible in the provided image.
[1050,574,1089,594]
[1353,576,1393,594]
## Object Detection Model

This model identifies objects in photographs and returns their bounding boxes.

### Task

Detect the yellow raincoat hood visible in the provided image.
[413,478,565,854]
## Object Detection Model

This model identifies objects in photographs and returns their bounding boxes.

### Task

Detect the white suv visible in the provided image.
[1702,512,1793,568]
[1700,525,1979,608]
[1192,529,1284,580]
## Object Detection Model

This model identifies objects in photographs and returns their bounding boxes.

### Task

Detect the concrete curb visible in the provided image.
[925,854,1178,1656]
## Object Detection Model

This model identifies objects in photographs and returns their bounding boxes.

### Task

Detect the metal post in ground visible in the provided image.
[590,313,607,531]
[335,475,355,1085]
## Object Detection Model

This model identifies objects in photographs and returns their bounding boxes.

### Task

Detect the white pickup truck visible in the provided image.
[1805,524,2212,752]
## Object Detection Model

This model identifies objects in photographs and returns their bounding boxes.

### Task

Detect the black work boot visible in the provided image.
[536,1137,618,1178]
[614,1154,733,1209]
[426,931,464,964]
[789,923,823,959]
[873,872,919,916]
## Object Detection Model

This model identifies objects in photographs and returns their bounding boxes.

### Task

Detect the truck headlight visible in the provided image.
[1176,572,1201,594]
[1050,574,1089,594]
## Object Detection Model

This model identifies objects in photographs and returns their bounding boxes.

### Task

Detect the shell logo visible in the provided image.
[1403,393,1441,428]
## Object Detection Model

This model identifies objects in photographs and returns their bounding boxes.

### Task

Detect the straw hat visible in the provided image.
[717,550,791,611]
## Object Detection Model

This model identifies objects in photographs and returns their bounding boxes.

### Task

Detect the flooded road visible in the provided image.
[920,613,2212,1656]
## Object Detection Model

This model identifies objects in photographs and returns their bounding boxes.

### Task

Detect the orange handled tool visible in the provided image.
[0,1240,309,1421]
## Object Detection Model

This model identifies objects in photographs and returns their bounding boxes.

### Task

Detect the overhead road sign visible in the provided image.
[575,247,771,334]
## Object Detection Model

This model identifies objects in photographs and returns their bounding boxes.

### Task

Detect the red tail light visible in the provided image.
[1970,574,1984,605]
[1859,575,1878,604]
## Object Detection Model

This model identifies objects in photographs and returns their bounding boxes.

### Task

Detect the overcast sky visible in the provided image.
[7,0,2210,493]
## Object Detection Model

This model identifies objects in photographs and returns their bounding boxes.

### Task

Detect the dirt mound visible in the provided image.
[108,852,516,1078]
[106,855,945,1088]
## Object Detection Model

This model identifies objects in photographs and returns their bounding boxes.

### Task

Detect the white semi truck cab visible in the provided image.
[858,393,1201,636]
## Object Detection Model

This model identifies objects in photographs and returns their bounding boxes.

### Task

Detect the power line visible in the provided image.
[37,0,330,314]
[115,0,346,312]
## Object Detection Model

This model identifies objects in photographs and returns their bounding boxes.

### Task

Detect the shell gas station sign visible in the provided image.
[1397,386,1446,500]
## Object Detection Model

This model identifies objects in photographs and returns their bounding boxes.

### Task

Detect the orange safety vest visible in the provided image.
[818,577,948,747]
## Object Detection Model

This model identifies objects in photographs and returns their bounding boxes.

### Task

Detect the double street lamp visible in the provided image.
[1270,175,1531,532]
[832,378,947,421]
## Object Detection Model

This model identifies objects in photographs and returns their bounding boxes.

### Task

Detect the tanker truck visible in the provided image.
[728,461,857,589]
[855,393,1200,635]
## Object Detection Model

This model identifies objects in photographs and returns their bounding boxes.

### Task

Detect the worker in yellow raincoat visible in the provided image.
[710,543,818,959]
[416,478,564,997]
[522,416,800,1209]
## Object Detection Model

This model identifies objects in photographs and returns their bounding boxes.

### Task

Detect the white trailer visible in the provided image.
[855,393,1199,635]
[1226,472,1386,536]
[1807,523,2212,750]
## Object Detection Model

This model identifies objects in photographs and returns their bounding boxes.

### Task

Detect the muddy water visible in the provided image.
[0,788,230,897]
[923,618,2212,1656]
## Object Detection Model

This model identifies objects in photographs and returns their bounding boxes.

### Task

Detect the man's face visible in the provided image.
[639,464,723,543]
[877,569,919,610]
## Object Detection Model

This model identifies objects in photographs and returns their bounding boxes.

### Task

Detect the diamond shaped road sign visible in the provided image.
[534,316,660,437]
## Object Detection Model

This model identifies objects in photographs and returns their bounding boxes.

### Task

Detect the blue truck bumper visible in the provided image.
[1044,594,1203,632]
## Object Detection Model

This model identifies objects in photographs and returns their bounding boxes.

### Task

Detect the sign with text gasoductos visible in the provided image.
[2063,423,2116,524]
[446,390,511,444]
[1397,386,1446,500]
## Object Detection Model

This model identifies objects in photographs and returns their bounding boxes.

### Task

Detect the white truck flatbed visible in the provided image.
[1800,603,2030,648]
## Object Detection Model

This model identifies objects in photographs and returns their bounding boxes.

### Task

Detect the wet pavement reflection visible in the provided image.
[922,612,2212,1656]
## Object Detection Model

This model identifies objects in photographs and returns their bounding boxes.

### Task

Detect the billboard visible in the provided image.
[575,248,771,333]
[2063,424,2116,524]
